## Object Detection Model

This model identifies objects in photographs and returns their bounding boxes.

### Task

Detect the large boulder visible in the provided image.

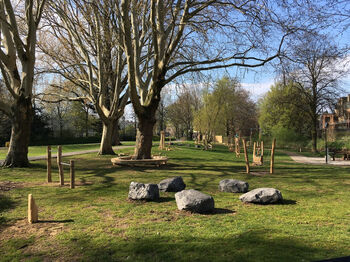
[128,182,159,201]
[159,176,186,192]
[175,189,214,213]
[218,179,249,193]
[239,188,283,204]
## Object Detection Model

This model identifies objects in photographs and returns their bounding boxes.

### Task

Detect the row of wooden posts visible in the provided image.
[47,145,75,189]
[242,138,276,174]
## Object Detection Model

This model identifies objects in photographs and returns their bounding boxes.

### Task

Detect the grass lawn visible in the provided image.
[0,144,349,261]
[297,151,326,158]
[0,141,135,160]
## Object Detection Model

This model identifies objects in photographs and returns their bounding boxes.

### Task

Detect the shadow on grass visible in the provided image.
[129,197,174,204]
[280,199,297,205]
[0,194,17,213]
[155,197,175,203]
[209,208,235,215]
[37,219,74,223]
[57,229,337,262]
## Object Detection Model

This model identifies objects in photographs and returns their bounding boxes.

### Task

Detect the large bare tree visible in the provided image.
[0,0,46,167]
[281,32,348,152]
[39,0,128,155]
[119,0,293,159]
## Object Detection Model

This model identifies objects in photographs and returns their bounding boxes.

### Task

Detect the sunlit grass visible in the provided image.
[0,144,349,261]
[0,141,135,160]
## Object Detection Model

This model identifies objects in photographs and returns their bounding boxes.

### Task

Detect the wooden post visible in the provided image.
[253,142,256,159]
[242,139,250,174]
[57,146,64,186]
[261,141,264,164]
[47,146,52,183]
[28,194,38,223]
[270,138,276,174]
[159,131,165,150]
[70,160,75,189]
[234,137,237,155]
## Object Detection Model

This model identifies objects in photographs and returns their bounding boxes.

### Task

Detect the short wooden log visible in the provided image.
[28,194,38,223]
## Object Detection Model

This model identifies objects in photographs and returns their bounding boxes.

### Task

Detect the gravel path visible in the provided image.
[284,151,350,166]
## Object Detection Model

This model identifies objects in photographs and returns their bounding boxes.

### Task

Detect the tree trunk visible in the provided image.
[3,97,33,167]
[98,121,116,155]
[133,117,156,159]
[112,122,121,146]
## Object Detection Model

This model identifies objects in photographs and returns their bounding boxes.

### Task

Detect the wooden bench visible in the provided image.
[329,149,350,161]
[111,156,168,167]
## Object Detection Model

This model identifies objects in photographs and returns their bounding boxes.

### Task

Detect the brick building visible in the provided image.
[321,94,350,130]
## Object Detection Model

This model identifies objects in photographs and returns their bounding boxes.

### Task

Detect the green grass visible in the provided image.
[0,141,135,160]
[296,151,325,157]
[0,144,349,261]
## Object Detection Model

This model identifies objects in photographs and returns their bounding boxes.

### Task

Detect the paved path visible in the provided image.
[284,151,350,166]
[0,145,135,165]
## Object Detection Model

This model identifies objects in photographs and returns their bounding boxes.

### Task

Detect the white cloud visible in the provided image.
[241,80,275,101]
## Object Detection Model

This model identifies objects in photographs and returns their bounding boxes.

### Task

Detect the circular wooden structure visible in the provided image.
[111,156,168,167]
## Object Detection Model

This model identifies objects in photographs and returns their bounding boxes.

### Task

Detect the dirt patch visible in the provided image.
[0,219,70,240]
[0,181,24,191]
[0,219,81,261]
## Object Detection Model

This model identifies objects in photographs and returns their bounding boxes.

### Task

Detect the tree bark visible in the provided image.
[3,97,33,167]
[112,122,121,146]
[98,121,116,155]
[133,116,156,159]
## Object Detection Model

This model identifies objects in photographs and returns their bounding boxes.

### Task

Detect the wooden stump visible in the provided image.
[28,194,38,223]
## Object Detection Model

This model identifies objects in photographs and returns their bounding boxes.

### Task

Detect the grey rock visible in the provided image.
[159,176,186,192]
[239,188,283,204]
[218,179,249,193]
[175,189,214,213]
[128,182,159,200]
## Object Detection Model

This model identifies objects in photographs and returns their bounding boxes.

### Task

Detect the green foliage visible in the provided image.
[271,125,308,148]
[30,106,53,143]
[29,136,102,146]
[0,111,11,146]
[67,101,99,137]
[258,81,310,143]
[166,89,200,139]
[194,76,257,140]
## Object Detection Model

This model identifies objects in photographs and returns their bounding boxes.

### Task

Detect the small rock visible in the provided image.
[128,182,159,201]
[218,179,248,193]
[159,176,186,192]
[239,188,283,204]
[175,189,214,213]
